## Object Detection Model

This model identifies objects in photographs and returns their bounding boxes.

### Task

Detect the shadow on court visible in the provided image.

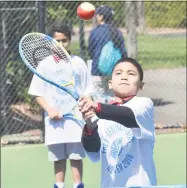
[152,98,175,106]
[138,68,186,125]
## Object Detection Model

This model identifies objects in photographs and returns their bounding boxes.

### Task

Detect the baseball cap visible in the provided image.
[96,5,114,20]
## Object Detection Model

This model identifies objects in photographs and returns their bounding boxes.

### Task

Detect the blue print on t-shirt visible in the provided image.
[102,122,135,175]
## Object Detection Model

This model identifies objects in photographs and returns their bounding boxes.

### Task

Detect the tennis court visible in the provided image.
[1,133,186,188]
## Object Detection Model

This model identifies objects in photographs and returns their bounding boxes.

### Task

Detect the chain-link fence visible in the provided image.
[0,1,186,145]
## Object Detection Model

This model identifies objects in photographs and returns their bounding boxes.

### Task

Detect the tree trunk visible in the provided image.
[136,1,146,34]
[126,1,137,58]
[92,16,97,28]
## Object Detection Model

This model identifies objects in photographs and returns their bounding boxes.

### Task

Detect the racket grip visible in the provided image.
[85,115,99,131]
[90,115,99,123]
[86,115,99,125]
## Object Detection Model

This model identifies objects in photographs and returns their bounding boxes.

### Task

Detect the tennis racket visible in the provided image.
[19,32,114,124]
[19,32,83,121]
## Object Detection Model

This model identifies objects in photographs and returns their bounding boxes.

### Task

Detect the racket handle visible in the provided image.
[90,115,99,123]
[85,115,99,131]
[84,114,98,123]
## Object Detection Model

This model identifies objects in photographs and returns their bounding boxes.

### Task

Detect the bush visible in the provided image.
[6,58,33,104]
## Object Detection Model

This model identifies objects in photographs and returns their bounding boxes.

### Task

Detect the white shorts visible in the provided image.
[47,142,86,161]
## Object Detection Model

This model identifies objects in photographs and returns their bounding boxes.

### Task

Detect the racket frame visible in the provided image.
[19,32,79,101]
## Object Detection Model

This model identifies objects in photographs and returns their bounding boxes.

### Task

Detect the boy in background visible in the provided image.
[29,23,93,188]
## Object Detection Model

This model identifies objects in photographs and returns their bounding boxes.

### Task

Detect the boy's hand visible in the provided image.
[47,108,61,120]
[36,97,62,120]
[82,109,96,121]
[78,96,97,113]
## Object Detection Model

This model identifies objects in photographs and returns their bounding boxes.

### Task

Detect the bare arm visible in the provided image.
[36,96,61,120]
[36,96,52,112]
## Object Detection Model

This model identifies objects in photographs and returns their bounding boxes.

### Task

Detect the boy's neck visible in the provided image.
[114,95,135,103]
[99,21,105,25]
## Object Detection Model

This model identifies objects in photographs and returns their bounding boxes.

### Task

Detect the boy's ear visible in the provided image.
[108,80,112,89]
[100,14,104,21]
[139,82,145,90]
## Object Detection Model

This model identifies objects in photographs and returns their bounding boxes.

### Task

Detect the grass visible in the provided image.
[1,133,186,188]
[69,35,186,70]
[137,35,186,69]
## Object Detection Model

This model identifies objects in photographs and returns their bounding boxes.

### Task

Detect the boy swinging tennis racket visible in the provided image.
[79,57,157,188]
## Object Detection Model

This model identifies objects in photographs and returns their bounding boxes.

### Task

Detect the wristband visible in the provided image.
[94,102,101,113]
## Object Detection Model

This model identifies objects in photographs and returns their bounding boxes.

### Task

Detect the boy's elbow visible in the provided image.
[81,138,101,152]
[35,96,41,101]
[81,130,101,152]
[35,96,44,103]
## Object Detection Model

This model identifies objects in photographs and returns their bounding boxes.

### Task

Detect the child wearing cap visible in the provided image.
[88,5,127,97]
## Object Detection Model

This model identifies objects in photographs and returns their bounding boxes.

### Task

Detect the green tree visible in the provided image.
[145,2,186,28]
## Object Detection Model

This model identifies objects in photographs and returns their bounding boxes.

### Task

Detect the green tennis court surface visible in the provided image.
[1,133,186,188]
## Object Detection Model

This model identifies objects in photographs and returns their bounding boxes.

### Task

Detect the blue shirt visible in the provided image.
[88,24,126,76]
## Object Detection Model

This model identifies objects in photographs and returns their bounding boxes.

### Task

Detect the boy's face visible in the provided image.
[109,62,144,98]
[53,32,70,49]
[96,14,104,25]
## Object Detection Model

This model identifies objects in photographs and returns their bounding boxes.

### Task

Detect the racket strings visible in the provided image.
[20,33,79,101]
[21,35,69,69]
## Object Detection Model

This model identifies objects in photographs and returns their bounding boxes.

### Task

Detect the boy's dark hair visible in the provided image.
[96,5,114,24]
[48,23,72,41]
[112,57,144,81]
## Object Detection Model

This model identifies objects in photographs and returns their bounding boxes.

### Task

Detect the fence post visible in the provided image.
[37,1,46,141]
[126,1,137,58]
[0,6,8,135]
[79,19,86,59]
[37,1,45,33]
[0,4,3,133]
[136,1,146,34]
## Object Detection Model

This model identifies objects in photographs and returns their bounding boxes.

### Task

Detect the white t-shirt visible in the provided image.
[86,96,157,188]
[28,55,93,145]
